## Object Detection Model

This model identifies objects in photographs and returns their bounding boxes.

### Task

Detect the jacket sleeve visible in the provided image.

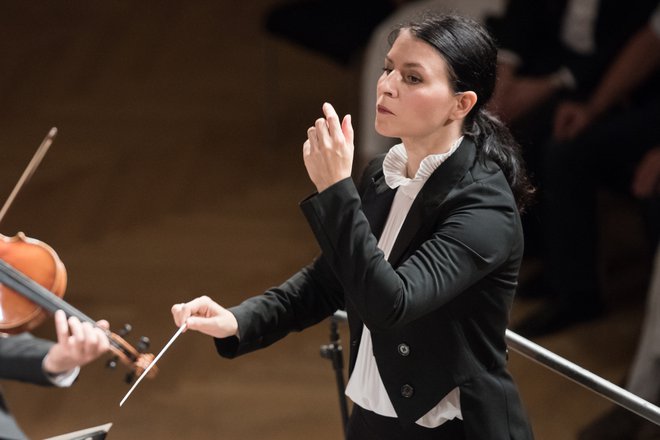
[0,333,54,386]
[300,176,519,333]
[215,255,345,358]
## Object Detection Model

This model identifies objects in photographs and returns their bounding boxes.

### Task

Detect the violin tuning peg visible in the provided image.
[118,323,132,337]
[106,356,119,370]
[125,372,135,384]
[137,336,151,353]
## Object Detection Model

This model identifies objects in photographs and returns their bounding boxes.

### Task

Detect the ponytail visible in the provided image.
[465,108,535,212]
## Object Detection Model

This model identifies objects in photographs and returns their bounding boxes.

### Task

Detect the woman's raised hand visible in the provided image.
[171,296,238,338]
[303,102,354,193]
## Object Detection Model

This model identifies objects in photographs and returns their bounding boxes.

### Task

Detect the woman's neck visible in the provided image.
[402,126,462,178]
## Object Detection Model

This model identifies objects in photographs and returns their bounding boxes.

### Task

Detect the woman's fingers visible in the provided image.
[342,114,354,145]
[322,103,342,141]
[185,316,225,337]
[306,126,318,150]
[171,295,222,329]
[302,102,354,193]
[171,297,238,338]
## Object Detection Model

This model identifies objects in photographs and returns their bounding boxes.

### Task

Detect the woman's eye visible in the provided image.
[406,75,421,84]
[382,67,393,74]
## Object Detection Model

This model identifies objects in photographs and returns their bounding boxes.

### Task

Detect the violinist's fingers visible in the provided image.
[80,320,99,353]
[54,310,70,345]
[95,319,110,331]
[81,321,110,356]
[67,315,85,345]
[44,312,108,373]
[93,326,111,354]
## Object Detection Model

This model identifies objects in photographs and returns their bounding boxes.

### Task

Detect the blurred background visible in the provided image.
[0,1,655,439]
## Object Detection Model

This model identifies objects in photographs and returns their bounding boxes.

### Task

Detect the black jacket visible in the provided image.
[216,138,533,439]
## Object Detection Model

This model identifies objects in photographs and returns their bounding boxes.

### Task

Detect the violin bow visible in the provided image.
[0,127,57,226]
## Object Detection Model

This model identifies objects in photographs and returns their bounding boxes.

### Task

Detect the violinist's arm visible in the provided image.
[0,311,108,386]
[0,332,53,385]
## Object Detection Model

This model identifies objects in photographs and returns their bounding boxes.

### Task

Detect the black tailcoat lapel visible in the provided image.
[386,139,477,267]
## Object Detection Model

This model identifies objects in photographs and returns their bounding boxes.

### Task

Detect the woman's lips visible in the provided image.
[377,105,394,115]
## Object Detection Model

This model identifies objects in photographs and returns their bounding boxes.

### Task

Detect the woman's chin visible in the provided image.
[375,123,397,139]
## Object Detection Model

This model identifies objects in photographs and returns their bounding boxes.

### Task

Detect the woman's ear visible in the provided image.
[452,91,478,120]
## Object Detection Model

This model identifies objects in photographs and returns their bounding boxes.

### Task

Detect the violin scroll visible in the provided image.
[105,325,158,383]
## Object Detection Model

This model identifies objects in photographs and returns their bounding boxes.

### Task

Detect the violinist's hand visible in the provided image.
[43,310,110,374]
[171,296,238,338]
[303,102,354,193]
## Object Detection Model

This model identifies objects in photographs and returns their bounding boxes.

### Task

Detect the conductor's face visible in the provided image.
[375,29,460,144]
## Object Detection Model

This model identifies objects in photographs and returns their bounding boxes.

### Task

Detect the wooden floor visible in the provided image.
[0,2,654,439]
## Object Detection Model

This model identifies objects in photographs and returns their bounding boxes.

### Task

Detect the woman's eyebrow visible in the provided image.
[384,56,425,69]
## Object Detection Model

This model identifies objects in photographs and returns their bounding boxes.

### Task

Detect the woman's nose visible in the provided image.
[377,71,398,98]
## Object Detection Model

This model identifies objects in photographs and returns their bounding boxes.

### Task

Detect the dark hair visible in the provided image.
[389,14,534,212]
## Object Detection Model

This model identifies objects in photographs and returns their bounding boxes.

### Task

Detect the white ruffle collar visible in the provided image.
[382,136,463,198]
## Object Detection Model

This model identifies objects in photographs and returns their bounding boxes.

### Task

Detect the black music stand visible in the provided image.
[43,422,112,440]
[320,314,349,437]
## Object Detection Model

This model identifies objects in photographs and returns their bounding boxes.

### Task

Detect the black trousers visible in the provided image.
[346,404,466,440]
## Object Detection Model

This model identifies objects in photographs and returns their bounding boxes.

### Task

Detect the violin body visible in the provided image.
[0,232,67,334]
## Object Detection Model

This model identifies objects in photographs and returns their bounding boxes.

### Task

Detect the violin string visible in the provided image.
[0,258,86,319]
[0,127,57,226]
[0,258,135,359]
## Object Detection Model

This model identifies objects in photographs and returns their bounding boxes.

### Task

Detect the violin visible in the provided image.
[0,232,67,334]
[0,129,157,382]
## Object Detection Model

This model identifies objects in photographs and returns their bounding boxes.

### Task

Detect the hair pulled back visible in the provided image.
[389,14,534,211]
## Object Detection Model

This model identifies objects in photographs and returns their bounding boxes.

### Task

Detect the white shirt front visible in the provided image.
[345,137,464,428]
